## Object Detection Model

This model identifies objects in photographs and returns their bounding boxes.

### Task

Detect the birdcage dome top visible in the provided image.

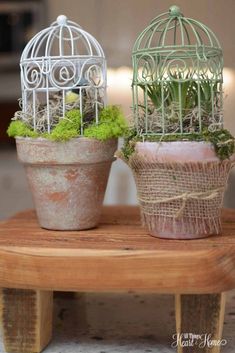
[21,15,105,63]
[133,5,222,57]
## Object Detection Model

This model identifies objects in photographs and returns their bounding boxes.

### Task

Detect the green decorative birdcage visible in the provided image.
[132,5,223,136]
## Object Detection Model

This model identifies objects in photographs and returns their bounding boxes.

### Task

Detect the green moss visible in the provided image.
[121,129,235,161]
[84,105,127,141]
[121,129,137,161]
[121,140,135,161]
[7,105,127,142]
[203,129,235,160]
[48,109,81,141]
[7,106,233,160]
[7,120,39,138]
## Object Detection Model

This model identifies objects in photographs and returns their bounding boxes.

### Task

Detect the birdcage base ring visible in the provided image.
[128,141,233,239]
[15,137,117,231]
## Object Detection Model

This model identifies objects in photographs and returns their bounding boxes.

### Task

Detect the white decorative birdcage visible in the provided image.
[20,14,106,133]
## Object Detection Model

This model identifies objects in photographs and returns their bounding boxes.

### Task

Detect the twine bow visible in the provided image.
[138,187,224,219]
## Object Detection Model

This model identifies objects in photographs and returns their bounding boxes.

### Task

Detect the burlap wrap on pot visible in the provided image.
[128,155,232,238]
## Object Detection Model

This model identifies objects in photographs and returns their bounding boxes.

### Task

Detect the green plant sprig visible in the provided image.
[137,76,220,116]
[136,75,221,136]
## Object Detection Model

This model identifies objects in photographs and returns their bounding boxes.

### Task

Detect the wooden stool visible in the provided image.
[0,206,234,353]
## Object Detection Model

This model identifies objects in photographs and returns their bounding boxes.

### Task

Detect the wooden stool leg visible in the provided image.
[175,293,226,353]
[0,289,53,353]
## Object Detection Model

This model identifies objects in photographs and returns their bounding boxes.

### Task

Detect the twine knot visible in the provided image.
[138,187,224,219]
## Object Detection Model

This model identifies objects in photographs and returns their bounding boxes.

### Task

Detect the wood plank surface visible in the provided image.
[0,207,234,293]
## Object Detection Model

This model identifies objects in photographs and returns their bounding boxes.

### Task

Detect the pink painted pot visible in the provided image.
[135,141,220,163]
[130,141,233,240]
[16,137,117,230]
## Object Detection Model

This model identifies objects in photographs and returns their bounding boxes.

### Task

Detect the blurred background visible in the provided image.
[1,0,235,219]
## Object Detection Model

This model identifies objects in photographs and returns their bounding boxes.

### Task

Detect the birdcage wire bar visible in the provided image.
[132,6,223,136]
[19,15,106,134]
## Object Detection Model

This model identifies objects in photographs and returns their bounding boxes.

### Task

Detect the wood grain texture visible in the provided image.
[175,293,226,353]
[0,207,235,293]
[0,289,53,353]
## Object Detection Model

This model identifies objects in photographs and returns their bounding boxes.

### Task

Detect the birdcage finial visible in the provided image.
[57,15,68,25]
[169,5,182,17]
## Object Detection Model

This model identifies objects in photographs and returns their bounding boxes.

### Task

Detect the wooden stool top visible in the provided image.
[0,206,235,294]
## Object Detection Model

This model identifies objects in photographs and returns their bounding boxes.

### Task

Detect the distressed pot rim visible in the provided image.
[16,136,118,165]
[15,136,117,143]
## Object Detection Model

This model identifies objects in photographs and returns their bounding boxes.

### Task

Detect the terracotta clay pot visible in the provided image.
[129,141,233,240]
[16,137,117,230]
